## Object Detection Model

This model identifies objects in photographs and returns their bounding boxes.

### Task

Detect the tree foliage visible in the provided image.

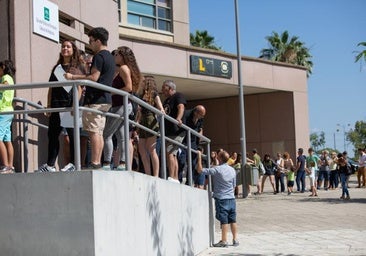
[354,42,366,62]
[260,31,313,77]
[354,42,366,70]
[310,131,325,151]
[347,121,366,154]
[190,30,221,50]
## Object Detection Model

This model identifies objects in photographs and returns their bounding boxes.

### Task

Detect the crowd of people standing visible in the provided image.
[226,147,366,200]
[1,26,365,201]
[23,27,207,184]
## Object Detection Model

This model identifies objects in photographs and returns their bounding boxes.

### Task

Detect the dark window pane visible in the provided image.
[158,7,170,19]
[141,16,155,28]
[158,20,170,31]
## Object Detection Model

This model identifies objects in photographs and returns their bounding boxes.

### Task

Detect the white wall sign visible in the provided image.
[32,0,59,42]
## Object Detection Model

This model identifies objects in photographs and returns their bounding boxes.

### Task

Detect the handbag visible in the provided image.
[259,162,265,175]
[346,164,352,175]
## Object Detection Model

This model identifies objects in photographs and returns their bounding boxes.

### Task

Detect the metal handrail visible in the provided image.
[4,80,211,180]
[7,80,214,245]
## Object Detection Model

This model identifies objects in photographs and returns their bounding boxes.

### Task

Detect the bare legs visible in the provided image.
[89,131,104,166]
[220,223,237,243]
[261,175,276,193]
[167,153,179,180]
[0,141,13,168]
[138,136,159,177]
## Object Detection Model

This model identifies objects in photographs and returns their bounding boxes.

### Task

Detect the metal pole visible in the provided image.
[234,0,248,198]
[73,83,81,171]
[24,102,29,173]
[123,94,130,170]
[160,116,167,179]
[187,131,193,186]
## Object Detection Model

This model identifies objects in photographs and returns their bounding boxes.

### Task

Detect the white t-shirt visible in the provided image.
[359,152,366,168]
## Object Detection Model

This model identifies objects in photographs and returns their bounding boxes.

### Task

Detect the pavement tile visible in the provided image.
[198,175,366,256]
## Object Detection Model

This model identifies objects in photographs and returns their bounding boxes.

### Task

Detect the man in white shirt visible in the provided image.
[357,148,366,188]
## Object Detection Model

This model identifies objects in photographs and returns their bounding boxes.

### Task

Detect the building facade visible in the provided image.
[1,0,309,172]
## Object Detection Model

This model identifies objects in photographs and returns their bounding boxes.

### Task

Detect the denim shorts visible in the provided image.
[215,198,236,225]
[194,171,206,186]
[0,114,13,141]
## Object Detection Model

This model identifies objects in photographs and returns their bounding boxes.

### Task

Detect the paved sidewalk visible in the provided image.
[198,175,366,256]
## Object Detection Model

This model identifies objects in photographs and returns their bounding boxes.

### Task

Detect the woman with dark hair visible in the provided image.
[261,153,277,194]
[102,46,141,171]
[37,40,85,172]
[0,60,16,173]
[337,153,351,200]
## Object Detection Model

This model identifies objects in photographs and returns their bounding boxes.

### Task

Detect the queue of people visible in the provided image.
[0,26,364,204]
[3,26,207,184]
[230,147,364,200]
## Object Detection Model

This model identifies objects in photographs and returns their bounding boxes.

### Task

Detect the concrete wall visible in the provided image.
[0,171,210,256]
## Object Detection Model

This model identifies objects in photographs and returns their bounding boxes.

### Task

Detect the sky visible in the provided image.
[189,0,366,156]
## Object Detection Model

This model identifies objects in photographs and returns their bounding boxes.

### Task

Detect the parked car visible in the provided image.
[347,158,359,174]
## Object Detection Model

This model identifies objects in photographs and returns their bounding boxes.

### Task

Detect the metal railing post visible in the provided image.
[72,83,81,171]
[23,101,29,173]
[204,143,215,246]
[123,94,130,170]
[160,116,166,179]
[186,131,192,186]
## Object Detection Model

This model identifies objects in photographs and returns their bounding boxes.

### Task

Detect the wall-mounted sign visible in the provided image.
[190,55,232,79]
[33,0,59,42]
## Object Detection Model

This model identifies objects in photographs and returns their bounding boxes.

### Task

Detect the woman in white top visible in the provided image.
[329,152,339,189]
[274,152,285,194]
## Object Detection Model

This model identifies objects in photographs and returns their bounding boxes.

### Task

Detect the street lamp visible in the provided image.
[336,123,350,152]
[234,0,248,198]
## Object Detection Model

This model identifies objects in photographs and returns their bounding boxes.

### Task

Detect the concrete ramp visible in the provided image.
[0,171,210,255]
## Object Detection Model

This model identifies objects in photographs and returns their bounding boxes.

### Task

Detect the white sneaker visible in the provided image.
[102,164,112,171]
[168,177,180,184]
[37,164,56,172]
[116,164,126,171]
[61,163,76,172]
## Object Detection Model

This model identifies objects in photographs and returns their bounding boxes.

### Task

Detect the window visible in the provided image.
[126,0,171,32]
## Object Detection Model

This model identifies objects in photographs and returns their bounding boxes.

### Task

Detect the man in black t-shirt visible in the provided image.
[65,27,115,169]
[162,80,187,182]
[183,105,206,188]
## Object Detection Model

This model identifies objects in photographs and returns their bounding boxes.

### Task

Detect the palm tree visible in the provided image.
[354,42,366,70]
[190,30,221,50]
[260,31,313,77]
